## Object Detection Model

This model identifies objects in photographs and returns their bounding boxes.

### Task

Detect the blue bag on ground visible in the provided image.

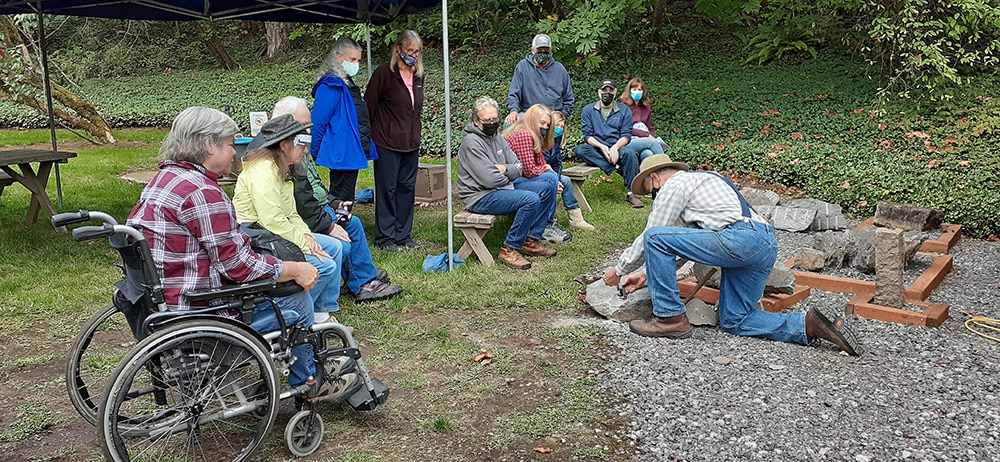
[355,187,374,204]
[422,253,465,272]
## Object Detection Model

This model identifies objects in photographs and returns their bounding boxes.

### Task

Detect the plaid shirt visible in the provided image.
[127,161,283,311]
[505,129,549,178]
[616,171,768,275]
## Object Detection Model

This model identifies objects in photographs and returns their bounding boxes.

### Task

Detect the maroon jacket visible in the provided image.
[364,63,424,152]
[629,103,655,137]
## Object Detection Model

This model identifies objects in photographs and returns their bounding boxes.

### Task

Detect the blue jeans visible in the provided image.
[307,232,344,314]
[323,207,378,295]
[514,170,559,234]
[467,188,549,250]
[249,291,315,387]
[573,144,643,192]
[627,136,665,159]
[643,221,808,344]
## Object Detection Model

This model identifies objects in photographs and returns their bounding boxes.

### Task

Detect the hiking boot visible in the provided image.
[499,247,531,270]
[628,314,693,338]
[307,372,362,403]
[626,193,645,208]
[375,267,390,284]
[541,225,572,243]
[521,238,557,257]
[354,279,403,303]
[567,208,595,231]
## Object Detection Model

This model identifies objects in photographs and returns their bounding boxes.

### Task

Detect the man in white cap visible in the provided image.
[602,154,861,356]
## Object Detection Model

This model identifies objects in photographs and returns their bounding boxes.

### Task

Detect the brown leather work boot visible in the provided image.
[628,314,693,338]
[521,238,557,257]
[499,247,531,270]
[804,308,860,356]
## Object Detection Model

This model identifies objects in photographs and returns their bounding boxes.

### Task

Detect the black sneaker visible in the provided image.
[378,242,403,252]
[354,279,403,303]
[399,239,421,249]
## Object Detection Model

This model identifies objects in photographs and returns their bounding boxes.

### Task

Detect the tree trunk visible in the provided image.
[264,22,295,60]
[196,21,238,70]
[0,16,116,143]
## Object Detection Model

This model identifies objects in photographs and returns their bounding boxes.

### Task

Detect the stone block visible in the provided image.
[739,187,780,207]
[768,206,817,232]
[874,227,905,308]
[792,248,825,271]
[874,202,944,231]
[786,198,849,231]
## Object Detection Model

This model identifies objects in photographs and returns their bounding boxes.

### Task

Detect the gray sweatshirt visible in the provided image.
[457,121,523,208]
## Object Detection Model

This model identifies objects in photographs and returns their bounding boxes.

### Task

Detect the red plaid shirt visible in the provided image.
[127,161,283,311]
[506,129,549,178]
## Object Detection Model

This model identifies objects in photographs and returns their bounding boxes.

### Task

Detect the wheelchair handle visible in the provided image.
[51,210,119,227]
[72,224,145,243]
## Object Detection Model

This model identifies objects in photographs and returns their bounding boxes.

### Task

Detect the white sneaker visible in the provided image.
[541,225,572,243]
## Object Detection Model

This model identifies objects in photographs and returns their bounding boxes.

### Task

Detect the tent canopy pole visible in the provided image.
[37,7,63,208]
[442,0,454,270]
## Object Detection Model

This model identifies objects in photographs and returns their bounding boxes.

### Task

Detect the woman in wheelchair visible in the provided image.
[126,106,357,399]
[233,114,347,327]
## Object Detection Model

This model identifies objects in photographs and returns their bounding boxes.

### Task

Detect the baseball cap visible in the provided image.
[532,34,552,49]
[599,79,616,90]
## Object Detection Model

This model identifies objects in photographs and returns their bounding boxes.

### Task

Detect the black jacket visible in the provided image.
[347,76,372,155]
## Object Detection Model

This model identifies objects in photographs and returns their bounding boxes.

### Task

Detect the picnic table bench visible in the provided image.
[561,164,601,213]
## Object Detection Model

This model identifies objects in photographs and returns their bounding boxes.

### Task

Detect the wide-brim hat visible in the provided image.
[258,114,312,149]
[631,154,691,195]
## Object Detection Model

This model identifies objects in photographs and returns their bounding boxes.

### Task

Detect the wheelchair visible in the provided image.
[54,210,389,461]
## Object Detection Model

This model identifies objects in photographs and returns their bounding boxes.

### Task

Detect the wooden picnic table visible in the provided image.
[0,149,76,227]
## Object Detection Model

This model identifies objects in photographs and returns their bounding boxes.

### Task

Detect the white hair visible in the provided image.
[473,96,499,121]
[272,96,309,118]
[158,106,237,163]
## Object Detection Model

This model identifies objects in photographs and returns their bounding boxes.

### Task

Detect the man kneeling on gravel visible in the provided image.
[602,154,861,355]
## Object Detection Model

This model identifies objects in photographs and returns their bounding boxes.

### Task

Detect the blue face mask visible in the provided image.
[400,52,418,67]
[342,61,360,77]
[554,127,564,138]
[631,90,643,101]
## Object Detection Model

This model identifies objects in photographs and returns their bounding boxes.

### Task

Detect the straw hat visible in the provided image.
[631,154,691,195]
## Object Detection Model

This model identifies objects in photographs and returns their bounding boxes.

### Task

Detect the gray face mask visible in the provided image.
[533,52,551,66]
[540,128,549,138]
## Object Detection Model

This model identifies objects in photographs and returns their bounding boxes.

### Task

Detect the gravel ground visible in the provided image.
[591,228,1000,461]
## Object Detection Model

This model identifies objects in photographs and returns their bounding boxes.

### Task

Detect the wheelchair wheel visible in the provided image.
[66,302,135,426]
[99,319,279,462]
[285,410,324,457]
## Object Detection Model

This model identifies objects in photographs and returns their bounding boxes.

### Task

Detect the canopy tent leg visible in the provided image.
[37,8,63,208]
[442,0,454,270]
[365,22,373,80]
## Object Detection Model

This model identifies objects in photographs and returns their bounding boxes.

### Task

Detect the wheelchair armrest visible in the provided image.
[184,279,299,303]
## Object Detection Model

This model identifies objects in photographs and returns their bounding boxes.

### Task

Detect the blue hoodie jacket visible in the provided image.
[311,74,374,171]
[506,54,575,118]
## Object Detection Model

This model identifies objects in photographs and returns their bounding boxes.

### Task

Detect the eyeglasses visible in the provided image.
[478,118,500,125]
[293,134,312,147]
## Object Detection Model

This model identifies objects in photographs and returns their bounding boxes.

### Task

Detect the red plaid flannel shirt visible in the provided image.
[506,129,549,178]
[126,161,283,311]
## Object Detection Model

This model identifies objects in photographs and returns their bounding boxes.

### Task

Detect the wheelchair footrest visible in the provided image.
[347,377,389,411]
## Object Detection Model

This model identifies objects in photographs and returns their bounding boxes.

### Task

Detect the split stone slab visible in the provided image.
[874,202,944,231]
[874,227,906,308]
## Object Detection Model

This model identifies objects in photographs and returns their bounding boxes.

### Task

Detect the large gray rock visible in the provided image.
[739,187,781,207]
[813,227,931,273]
[585,280,653,322]
[786,198,849,231]
[874,227,905,308]
[874,202,944,231]
[768,206,817,232]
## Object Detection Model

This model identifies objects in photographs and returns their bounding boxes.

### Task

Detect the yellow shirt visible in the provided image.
[232,158,313,255]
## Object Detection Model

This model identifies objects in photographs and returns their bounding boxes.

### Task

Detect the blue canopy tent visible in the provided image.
[0,0,460,266]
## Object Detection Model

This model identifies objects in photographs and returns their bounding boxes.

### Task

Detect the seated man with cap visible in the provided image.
[574,79,647,208]
[602,154,861,356]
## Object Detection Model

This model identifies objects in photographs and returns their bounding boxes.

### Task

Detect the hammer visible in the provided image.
[682,267,717,305]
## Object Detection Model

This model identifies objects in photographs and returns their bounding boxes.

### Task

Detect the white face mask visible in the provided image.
[342,60,360,77]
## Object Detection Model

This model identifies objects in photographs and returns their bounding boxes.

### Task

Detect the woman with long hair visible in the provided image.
[505,105,592,241]
[619,77,667,160]
[233,114,345,324]
[364,30,425,251]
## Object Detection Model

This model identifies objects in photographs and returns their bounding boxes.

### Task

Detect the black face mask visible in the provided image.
[650,187,660,199]
[480,121,500,137]
[600,92,615,105]
[539,128,549,138]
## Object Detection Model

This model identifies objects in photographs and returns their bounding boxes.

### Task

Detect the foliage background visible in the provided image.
[1,0,999,237]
